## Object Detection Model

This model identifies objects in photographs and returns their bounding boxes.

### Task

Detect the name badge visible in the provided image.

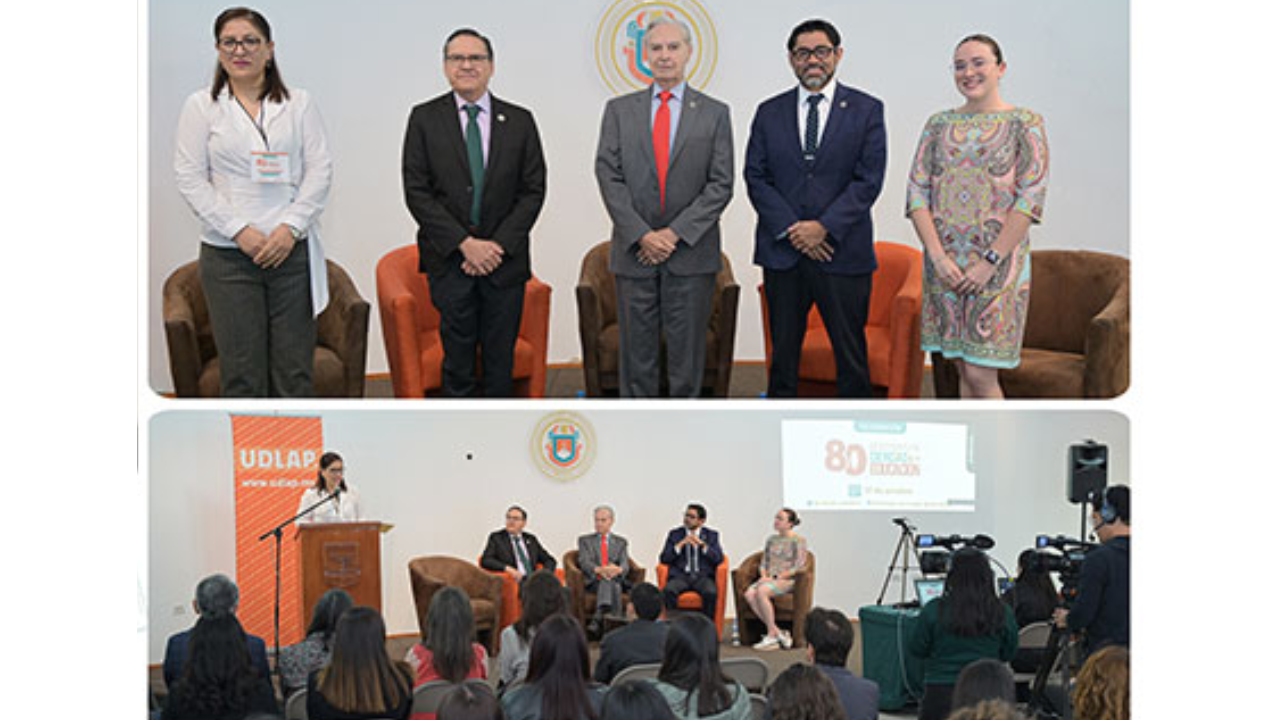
[251,151,291,184]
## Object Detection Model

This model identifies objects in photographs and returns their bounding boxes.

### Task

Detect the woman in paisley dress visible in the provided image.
[906,34,1049,398]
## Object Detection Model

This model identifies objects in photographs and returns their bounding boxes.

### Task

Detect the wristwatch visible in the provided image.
[286,224,306,241]
[981,248,1002,265]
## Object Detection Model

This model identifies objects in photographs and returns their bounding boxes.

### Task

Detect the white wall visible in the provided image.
[146,0,1129,392]
[147,408,1128,663]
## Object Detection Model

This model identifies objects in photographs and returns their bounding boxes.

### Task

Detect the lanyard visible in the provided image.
[234,94,271,151]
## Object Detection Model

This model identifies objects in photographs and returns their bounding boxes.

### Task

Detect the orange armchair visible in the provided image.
[477,556,565,630]
[375,244,551,398]
[656,558,729,639]
[759,241,924,398]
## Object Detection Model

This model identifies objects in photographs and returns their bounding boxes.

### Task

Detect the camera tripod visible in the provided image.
[1026,622,1079,720]
[876,518,924,606]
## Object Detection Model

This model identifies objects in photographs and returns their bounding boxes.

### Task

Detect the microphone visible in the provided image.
[916,533,995,550]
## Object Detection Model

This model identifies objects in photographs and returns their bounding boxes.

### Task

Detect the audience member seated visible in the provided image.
[1000,550,1058,674]
[279,588,354,699]
[601,680,677,720]
[764,662,845,720]
[943,700,1027,720]
[438,684,505,720]
[500,614,607,720]
[307,606,415,720]
[742,508,808,650]
[658,504,724,620]
[408,587,490,720]
[163,574,270,691]
[908,549,1018,720]
[1071,645,1128,720]
[803,607,879,720]
[482,505,559,581]
[498,570,567,692]
[652,614,751,720]
[950,659,1015,714]
[594,582,668,683]
[161,613,279,720]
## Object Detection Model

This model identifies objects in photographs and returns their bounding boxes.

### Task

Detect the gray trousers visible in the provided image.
[615,271,715,398]
[199,242,315,398]
[586,577,625,615]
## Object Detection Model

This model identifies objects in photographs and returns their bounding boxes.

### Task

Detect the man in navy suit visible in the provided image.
[162,574,270,690]
[745,19,887,398]
[658,503,723,619]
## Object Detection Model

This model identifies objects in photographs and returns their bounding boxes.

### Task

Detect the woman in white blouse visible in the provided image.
[174,7,332,397]
[298,451,362,523]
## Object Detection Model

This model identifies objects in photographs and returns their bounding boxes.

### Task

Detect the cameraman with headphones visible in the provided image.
[1054,485,1130,656]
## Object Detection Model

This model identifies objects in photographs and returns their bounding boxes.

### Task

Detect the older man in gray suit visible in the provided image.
[577,505,631,633]
[595,16,734,398]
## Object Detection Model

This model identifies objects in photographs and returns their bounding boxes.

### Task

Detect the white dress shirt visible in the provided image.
[174,87,333,314]
[297,485,362,523]
[796,79,837,152]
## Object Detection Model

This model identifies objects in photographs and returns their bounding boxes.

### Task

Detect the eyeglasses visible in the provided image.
[953,58,994,73]
[791,46,835,63]
[218,36,264,53]
[446,54,491,65]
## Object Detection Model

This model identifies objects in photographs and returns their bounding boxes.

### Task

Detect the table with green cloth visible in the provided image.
[859,604,926,711]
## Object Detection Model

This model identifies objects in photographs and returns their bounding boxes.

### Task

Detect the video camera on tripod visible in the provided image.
[914,533,996,575]
[1029,534,1096,604]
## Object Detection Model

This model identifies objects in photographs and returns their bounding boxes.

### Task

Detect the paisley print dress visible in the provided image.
[906,109,1049,368]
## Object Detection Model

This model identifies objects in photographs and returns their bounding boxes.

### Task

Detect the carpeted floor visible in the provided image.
[361,363,936,399]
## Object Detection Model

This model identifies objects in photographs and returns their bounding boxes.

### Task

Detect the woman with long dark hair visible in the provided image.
[498,570,566,690]
[173,6,333,397]
[908,548,1018,720]
[279,588,354,698]
[500,614,605,720]
[297,452,362,522]
[308,606,414,720]
[764,663,844,720]
[161,614,279,720]
[600,681,676,720]
[1001,549,1058,673]
[652,614,750,720]
[408,587,489,720]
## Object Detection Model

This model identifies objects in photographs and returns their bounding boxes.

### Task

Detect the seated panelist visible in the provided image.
[481,505,557,581]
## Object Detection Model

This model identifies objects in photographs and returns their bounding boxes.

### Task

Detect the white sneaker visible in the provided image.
[753,635,781,651]
[780,630,793,649]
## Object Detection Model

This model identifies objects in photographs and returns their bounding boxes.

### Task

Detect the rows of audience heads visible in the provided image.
[164,568,1127,720]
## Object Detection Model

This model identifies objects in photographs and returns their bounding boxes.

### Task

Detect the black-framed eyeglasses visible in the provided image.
[218,36,264,53]
[791,46,835,63]
[446,54,491,65]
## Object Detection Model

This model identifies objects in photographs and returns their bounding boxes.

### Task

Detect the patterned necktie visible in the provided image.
[653,90,673,210]
[465,104,484,226]
[804,94,822,160]
[512,535,531,574]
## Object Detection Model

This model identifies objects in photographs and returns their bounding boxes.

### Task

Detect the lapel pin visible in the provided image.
[497,113,507,123]
[839,100,848,108]
[689,100,697,108]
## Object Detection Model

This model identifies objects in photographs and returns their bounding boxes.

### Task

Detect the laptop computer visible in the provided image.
[915,577,945,605]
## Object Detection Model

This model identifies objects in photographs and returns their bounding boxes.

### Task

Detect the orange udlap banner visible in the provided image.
[230,414,323,648]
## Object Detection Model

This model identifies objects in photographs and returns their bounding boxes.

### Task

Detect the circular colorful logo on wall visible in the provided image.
[595,0,719,95]
[531,412,597,481]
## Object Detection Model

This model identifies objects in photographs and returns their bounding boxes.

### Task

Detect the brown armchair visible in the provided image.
[758,242,924,398]
[162,259,370,397]
[408,556,503,655]
[576,241,739,397]
[376,244,551,398]
[731,550,816,648]
[561,550,646,629]
[930,250,1130,399]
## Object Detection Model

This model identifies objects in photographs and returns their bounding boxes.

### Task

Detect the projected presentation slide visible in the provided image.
[782,420,976,512]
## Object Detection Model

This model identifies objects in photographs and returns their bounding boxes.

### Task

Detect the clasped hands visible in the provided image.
[675,534,706,551]
[788,220,834,262]
[930,251,998,296]
[460,237,505,276]
[595,563,625,580]
[234,224,297,270]
[637,228,680,266]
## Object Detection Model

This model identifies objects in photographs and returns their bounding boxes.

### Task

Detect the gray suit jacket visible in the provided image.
[595,85,734,278]
[577,532,630,582]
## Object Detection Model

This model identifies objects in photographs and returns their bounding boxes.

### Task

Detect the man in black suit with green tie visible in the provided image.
[402,28,546,397]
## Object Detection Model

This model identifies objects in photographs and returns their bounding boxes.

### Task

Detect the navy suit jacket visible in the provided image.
[659,526,723,583]
[745,83,887,276]
[162,627,271,689]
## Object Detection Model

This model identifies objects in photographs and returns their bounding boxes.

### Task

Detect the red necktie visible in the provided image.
[601,534,609,565]
[653,90,672,210]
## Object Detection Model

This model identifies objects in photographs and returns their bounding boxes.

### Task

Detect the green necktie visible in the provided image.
[465,104,485,227]
[512,535,531,574]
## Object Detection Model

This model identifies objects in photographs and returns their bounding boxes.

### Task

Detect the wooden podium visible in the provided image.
[297,522,385,631]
